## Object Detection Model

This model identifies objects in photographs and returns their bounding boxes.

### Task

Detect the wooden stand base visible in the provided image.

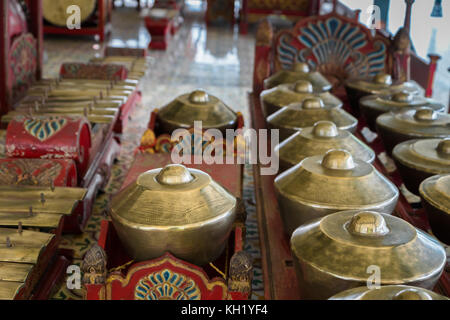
[248,92,300,300]
[144,10,182,50]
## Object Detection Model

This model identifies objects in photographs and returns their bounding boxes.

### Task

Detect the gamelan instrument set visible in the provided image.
[0,0,449,301]
[0,0,149,298]
[247,3,449,300]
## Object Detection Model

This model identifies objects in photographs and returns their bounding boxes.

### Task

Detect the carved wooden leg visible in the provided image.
[425,54,441,98]
[228,251,253,300]
[252,19,273,95]
[239,0,248,35]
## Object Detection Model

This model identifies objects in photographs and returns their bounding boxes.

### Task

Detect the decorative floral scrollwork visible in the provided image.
[81,244,107,285]
[135,269,201,300]
[24,117,68,142]
[228,251,253,295]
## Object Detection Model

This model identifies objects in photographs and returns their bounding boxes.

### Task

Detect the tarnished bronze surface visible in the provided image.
[0,213,62,229]
[27,88,131,98]
[157,90,238,134]
[266,99,358,141]
[17,100,122,110]
[291,210,446,299]
[275,121,375,171]
[0,281,24,300]
[37,78,139,87]
[344,72,424,117]
[90,56,148,76]
[330,285,449,300]
[1,112,115,125]
[0,185,85,199]
[393,139,450,194]
[21,93,127,104]
[0,263,34,283]
[420,174,450,245]
[48,81,136,92]
[376,108,450,155]
[0,228,54,264]
[0,186,85,229]
[14,102,119,116]
[0,228,55,300]
[275,150,398,235]
[20,94,126,105]
[260,81,343,117]
[23,101,122,109]
[0,199,73,215]
[110,164,237,265]
[360,91,445,131]
[345,73,424,95]
[43,0,96,26]
[263,63,332,92]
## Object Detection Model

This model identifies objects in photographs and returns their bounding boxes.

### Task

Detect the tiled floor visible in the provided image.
[44,4,255,121]
[45,3,264,300]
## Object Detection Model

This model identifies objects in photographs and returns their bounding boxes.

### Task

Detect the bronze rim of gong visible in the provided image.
[110,164,237,228]
[291,210,446,282]
[275,121,375,166]
[393,138,450,174]
[376,107,450,137]
[360,91,444,113]
[330,285,449,300]
[261,81,343,110]
[263,63,332,92]
[157,90,237,129]
[419,174,450,215]
[275,150,398,209]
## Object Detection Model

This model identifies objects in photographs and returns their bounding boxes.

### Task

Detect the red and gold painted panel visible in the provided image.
[8,33,38,103]
[8,0,28,40]
[5,116,92,180]
[105,253,228,300]
[0,158,77,187]
[84,220,251,300]
[274,13,390,86]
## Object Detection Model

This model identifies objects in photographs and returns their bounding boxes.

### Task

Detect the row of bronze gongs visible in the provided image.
[259,63,449,299]
[105,75,449,300]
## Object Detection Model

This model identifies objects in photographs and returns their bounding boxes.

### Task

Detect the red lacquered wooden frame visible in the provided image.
[144,2,182,51]
[0,0,43,117]
[5,117,92,181]
[31,249,72,300]
[251,7,440,99]
[145,17,177,50]
[85,220,249,300]
[43,0,113,42]
[114,89,142,134]
[63,128,120,233]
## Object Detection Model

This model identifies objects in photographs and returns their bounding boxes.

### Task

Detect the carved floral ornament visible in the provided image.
[81,244,107,285]
[135,269,201,300]
[275,15,389,81]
